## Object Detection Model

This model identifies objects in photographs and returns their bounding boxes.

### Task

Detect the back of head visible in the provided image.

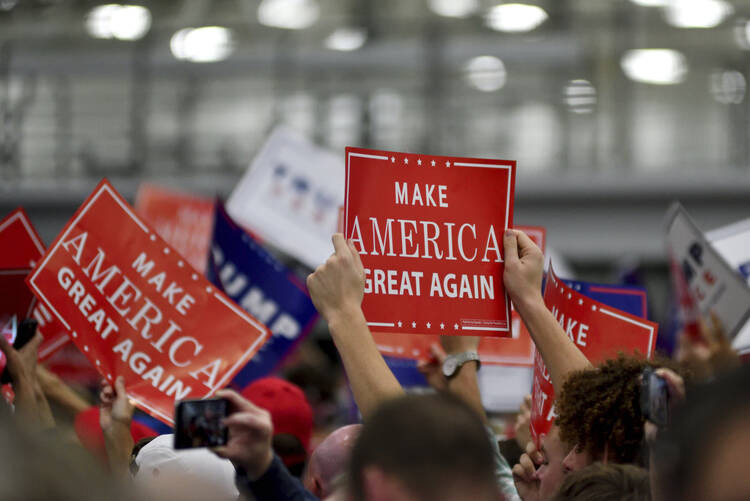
[304,424,361,498]
[655,364,750,501]
[552,463,650,501]
[0,414,131,501]
[349,393,498,501]
[556,355,681,464]
[132,434,238,500]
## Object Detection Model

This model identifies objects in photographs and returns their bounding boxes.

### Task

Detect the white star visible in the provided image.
[404,157,409,164]
[426,322,431,328]
[440,323,445,329]
[578,299,583,305]
[417,158,422,166]
[411,321,417,328]
[445,161,451,167]
[397,321,403,328]
[391,156,395,163]
[431,160,436,166]
[454,323,459,330]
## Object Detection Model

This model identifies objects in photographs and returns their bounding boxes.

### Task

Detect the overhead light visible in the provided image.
[85,4,152,41]
[710,70,746,104]
[464,56,507,92]
[664,0,733,29]
[485,3,548,33]
[629,0,668,6]
[0,0,19,11]
[564,79,597,114]
[620,49,688,85]
[428,0,479,18]
[325,27,367,51]
[170,26,235,63]
[258,0,319,30]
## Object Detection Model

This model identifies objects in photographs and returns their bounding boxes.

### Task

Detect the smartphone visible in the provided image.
[0,318,38,384]
[640,367,670,427]
[174,397,229,449]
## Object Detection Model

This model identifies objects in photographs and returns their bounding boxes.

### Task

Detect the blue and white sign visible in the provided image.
[208,202,319,389]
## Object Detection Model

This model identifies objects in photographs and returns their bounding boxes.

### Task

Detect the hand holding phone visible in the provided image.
[174,398,229,449]
[0,318,38,384]
[640,367,670,428]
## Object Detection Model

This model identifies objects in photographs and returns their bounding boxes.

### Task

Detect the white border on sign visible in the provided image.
[28,182,270,424]
[598,307,655,358]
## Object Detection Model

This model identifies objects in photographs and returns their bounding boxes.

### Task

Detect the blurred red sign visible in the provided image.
[27,179,270,424]
[0,208,70,360]
[0,208,45,269]
[345,147,516,338]
[529,266,658,446]
[135,184,214,274]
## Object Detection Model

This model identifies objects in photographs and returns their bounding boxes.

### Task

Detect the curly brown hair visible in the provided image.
[555,355,683,464]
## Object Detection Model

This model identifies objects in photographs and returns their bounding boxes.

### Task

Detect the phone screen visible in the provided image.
[174,398,229,449]
[646,372,670,427]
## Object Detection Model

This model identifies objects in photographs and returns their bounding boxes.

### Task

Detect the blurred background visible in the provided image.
[1,0,750,327]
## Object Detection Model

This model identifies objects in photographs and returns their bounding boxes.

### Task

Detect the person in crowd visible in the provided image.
[552,463,650,501]
[242,376,314,477]
[555,355,683,470]
[303,424,361,499]
[213,387,317,500]
[652,364,750,501]
[348,393,502,501]
[306,233,521,500]
[132,433,240,500]
[512,426,572,501]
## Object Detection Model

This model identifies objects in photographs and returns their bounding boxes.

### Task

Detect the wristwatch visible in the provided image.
[442,351,481,378]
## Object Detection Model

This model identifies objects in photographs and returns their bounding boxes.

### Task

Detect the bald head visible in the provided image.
[304,425,361,498]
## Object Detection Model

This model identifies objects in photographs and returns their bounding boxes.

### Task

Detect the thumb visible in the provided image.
[114,376,127,398]
[504,229,519,265]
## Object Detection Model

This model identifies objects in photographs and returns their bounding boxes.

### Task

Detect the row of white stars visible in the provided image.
[390,156,451,168]
[396,320,459,330]
[551,280,598,311]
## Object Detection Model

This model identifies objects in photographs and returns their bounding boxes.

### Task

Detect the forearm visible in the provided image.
[327,306,404,420]
[33,382,56,429]
[446,363,486,423]
[37,366,91,415]
[515,296,591,391]
[104,424,134,475]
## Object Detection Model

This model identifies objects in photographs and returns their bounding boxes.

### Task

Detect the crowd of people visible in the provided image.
[1,229,747,500]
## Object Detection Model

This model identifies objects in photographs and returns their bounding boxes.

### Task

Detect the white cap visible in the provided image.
[133,434,239,500]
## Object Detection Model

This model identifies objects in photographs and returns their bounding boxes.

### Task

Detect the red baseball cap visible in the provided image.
[241,377,313,465]
[74,406,158,463]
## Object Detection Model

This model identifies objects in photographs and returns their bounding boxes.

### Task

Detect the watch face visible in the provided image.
[442,358,457,377]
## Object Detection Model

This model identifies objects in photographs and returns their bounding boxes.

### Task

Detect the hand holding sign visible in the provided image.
[345,148,516,337]
[307,234,365,324]
[503,229,545,310]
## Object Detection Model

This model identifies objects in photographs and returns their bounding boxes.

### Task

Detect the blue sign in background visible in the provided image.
[207,203,319,390]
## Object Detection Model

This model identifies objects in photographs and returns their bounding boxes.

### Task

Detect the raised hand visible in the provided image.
[212,389,274,480]
[307,234,365,323]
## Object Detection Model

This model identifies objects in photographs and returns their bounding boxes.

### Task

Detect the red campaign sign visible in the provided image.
[0,208,46,269]
[135,184,215,274]
[0,207,72,360]
[372,226,545,366]
[345,148,516,338]
[27,180,270,424]
[529,266,658,447]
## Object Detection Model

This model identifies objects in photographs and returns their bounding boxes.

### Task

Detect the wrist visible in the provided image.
[241,449,275,481]
[513,292,545,318]
[326,303,366,332]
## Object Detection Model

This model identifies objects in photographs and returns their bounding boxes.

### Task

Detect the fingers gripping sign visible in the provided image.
[307,233,366,322]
